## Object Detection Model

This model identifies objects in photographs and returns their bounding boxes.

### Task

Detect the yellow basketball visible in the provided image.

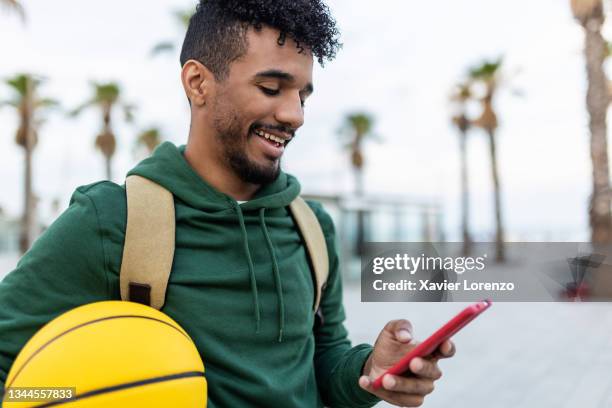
[2,301,206,407]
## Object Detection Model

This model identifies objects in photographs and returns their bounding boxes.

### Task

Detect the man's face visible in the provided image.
[209,26,314,185]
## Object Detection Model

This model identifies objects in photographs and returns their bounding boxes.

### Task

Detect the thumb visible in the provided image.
[385,319,413,343]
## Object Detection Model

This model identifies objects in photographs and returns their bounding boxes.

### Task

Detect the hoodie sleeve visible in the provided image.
[308,202,380,408]
[0,184,111,393]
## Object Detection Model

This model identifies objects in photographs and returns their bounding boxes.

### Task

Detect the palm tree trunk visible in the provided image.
[19,143,33,254]
[19,77,35,254]
[583,16,612,243]
[487,129,505,262]
[354,167,366,255]
[355,166,364,196]
[102,105,114,181]
[105,156,112,181]
[459,130,472,255]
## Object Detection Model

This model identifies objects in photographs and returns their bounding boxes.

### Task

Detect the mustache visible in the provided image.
[250,123,296,138]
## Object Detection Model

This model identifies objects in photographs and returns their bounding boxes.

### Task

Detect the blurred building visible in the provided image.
[0,211,20,254]
[302,193,443,281]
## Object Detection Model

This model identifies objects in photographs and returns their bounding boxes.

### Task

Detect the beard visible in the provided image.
[212,106,281,186]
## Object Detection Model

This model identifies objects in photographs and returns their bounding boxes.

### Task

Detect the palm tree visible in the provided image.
[151,8,194,56]
[1,74,58,253]
[341,113,377,196]
[0,0,25,22]
[571,0,612,243]
[451,80,474,256]
[469,59,505,262]
[136,127,162,155]
[340,112,377,255]
[71,82,134,181]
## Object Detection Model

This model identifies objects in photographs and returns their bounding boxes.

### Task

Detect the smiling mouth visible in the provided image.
[252,128,291,148]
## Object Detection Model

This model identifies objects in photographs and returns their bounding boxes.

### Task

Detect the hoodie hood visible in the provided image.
[128,141,301,211]
[127,142,301,341]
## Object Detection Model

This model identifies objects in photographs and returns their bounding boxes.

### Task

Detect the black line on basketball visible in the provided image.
[33,371,206,407]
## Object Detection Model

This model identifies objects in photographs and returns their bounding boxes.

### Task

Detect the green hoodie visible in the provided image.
[0,142,380,407]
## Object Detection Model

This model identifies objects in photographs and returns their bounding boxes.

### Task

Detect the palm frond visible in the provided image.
[345,113,374,136]
[137,127,163,153]
[36,98,60,109]
[469,58,503,81]
[3,74,49,109]
[174,8,194,28]
[69,99,94,117]
[451,80,473,103]
[93,82,121,104]
[150,42,176,56]
[123,104,136,123]
[150,7,194,58]
[5,74,29,96]
[72,82,121,115]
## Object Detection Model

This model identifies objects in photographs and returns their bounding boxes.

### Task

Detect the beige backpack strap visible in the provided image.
[289,197,329,312]
[120,175,175,310]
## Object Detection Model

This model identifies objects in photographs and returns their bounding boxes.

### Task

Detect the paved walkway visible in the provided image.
[343,282,612,407]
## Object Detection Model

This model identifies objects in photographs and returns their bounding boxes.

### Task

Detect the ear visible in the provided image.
[181,60,215,107]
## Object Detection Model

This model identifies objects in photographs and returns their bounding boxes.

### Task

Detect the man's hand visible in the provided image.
[358,320,456,407]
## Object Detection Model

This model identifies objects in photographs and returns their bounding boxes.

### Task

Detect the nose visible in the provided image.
[274,93,304,130]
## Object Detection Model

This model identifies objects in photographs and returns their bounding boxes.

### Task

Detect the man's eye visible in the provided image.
[300,100,306,108]
[259,86,279,96]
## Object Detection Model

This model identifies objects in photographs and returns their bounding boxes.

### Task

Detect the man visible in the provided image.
[0,1,455,406]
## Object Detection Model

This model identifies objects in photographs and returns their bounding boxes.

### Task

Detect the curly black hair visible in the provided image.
[180,0,341,80]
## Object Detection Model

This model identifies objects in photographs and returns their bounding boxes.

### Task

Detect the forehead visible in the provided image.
[229,26,314,82]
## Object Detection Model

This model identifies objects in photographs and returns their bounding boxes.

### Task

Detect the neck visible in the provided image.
[184,123,260,201]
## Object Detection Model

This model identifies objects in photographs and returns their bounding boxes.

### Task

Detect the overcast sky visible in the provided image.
[0,0,608,240]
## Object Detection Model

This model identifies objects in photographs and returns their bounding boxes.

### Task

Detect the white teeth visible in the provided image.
[267,133,282,143]
[254,129,285,145]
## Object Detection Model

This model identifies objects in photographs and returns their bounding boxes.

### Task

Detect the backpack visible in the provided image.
[118,175,329,316]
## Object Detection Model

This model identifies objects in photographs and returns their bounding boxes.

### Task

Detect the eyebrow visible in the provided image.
[254,69,314,95]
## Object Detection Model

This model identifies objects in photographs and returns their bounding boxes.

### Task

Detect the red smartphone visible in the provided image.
[372,299,492,389]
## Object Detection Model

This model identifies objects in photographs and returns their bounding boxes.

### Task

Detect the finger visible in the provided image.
[440,340,456,357]
[385,319,414,343]
[359,376,426,407]
[382,374,435,396]
[410,357,442,380]
[359,375,371,389]
[432,340,456,360]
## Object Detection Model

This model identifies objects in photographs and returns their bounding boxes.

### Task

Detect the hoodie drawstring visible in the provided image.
[232,202,286,342]
[233,202,261,333]
[259,208,285,342]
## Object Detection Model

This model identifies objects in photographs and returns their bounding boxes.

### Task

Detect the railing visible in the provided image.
[0,195,443,282]
[302,193,443,281]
